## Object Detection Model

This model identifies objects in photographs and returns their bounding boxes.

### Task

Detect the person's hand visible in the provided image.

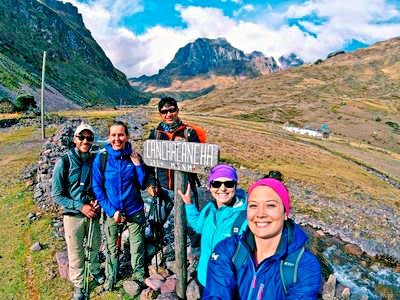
[90,199,100,212]
[113,211,126,224]
[147,185,158,197]
[130,151,142,166]
[81,203,97,219]
[177,183,192,205]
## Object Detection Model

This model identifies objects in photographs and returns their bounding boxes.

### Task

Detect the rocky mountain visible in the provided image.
[182,36,400,152]
[130,38,290,96]
[0,0,149,110]
[278,53,304,68]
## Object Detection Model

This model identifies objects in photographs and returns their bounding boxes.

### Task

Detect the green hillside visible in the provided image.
[0,0,149,108]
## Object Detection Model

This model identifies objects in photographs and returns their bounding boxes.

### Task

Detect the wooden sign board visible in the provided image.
[143,140,220,174]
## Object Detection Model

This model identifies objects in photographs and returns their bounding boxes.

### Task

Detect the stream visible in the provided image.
[303,226,400,299]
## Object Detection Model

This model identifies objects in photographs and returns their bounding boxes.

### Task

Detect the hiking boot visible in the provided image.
[72,287,84,300]
[93,272,105,285]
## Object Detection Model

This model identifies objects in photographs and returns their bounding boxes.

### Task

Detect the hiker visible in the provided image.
[147,96,202,253]
[92,121,148,294]
[203,177,322,299]
[177,164,247,291]
[52,123,105,300]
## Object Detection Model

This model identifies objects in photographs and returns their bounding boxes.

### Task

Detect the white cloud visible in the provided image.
[64,0,400,77]
[233,4,255,17]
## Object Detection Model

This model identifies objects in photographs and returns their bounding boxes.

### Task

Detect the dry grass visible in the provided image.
[179,113,400,209]
[181,37,400,152]
[0,112,22,120]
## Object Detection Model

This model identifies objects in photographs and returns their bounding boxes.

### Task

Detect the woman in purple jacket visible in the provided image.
[204,178,322,299]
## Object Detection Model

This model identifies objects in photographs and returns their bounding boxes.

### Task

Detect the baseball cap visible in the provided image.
[74,123,94,136]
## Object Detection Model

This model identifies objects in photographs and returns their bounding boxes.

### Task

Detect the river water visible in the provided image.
[303,226,400,299]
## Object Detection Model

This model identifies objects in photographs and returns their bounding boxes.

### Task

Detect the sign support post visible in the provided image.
[174,170,188,299]
[143,140,219,299]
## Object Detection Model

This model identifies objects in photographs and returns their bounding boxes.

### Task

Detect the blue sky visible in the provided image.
[66,0,400,77]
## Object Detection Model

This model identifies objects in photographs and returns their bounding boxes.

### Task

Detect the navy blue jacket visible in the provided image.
[203,220,321,299]
[92,143,147,218]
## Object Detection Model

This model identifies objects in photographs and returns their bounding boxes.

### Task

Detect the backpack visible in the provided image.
[61,151,108,187]
[231,242,305,295]
[184,122,206,143]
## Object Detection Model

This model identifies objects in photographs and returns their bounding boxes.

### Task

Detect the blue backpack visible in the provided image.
[231,242,305,294]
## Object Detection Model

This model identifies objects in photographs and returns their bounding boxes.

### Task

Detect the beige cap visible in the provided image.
[74,123,94,136]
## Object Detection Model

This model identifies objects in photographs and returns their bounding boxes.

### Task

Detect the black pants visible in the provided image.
[158,188,201,249]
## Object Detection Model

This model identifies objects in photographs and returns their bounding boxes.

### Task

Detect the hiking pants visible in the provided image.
[104,210,145,282]
[64,215,101,288]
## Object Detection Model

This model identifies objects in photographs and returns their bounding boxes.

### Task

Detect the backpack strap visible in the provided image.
[100,151,108,173]
[79,160,90,194]
[280,246,305,295]
[231,241,248,270]
[231,210,247,235]
[61,153,70,184]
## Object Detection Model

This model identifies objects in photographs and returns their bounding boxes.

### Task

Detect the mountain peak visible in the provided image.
[278,53,304,68]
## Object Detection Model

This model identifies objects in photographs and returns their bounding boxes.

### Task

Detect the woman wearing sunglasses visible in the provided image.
[178,164,248,290]
[203,177,322,299]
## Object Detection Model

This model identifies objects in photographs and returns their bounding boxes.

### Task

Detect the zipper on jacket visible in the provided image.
[257,283,264,300]
[246,275,257,300]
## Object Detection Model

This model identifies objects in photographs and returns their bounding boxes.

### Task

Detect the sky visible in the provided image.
[63,0,400,78]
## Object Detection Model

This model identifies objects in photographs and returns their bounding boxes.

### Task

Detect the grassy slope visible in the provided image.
[0,127,70,299]
[0,126,125,299]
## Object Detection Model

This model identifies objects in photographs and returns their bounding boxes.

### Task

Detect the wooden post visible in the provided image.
[40,51,46,140]
[174,171,188,299]
[143,140,219,299]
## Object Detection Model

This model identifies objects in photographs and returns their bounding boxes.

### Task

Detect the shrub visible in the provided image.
[15,94,37,112]
[0,97,16,113]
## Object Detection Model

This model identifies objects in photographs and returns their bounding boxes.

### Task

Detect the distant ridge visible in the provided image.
[129,37,303,97]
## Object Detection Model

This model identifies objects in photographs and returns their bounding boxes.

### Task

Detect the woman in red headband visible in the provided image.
[203,177,322,299]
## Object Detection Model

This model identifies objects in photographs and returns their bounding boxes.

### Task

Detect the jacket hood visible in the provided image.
[105,142,132,157]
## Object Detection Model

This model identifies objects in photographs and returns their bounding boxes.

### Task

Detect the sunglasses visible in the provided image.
[210,180,236,189]
[160,107,178,115]
[76,135,94,142]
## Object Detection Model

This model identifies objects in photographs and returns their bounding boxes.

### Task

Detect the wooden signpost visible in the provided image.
[143,140,219,299]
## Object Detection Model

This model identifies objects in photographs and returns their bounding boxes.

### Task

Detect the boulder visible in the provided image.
[344,243,363,257]
[123,280,143,297]
[160,277,176,294]
[322,274,336,300]
[55,251,69,280]
[30,242,42,251]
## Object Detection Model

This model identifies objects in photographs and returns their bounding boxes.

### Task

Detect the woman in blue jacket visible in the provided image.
[178,164,247,289]
[204,178,321,299]
[92,121,148,293]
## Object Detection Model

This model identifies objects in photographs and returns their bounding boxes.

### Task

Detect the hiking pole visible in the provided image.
[83,218,94,299]
[111,212,126,290]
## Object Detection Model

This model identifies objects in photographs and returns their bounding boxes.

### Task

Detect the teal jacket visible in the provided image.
[52,148,94,215]
[185,189,248,286]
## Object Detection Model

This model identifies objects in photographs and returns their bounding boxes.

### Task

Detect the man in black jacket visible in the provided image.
[147,97,201,253]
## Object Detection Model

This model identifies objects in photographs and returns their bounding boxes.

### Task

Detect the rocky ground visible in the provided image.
[17,112,398,299]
